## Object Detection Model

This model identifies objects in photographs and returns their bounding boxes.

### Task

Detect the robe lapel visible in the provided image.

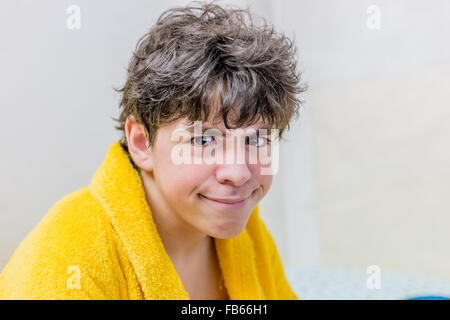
[215,229,265,299]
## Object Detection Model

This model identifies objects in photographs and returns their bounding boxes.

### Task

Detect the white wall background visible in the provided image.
[1,0,449,282]
[271,0,450,280]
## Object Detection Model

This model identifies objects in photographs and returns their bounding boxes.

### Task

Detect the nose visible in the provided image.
[215,162,252,186]
[213,133,253,186]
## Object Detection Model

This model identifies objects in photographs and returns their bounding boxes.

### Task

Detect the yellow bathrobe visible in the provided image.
[0,140,298,300]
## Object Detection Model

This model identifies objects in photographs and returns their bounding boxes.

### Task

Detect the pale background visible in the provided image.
[1,0,449,294]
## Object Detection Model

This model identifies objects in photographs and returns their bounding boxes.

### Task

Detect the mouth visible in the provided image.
[198,193,251,210]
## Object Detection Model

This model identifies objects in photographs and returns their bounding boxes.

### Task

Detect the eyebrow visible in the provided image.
[184,124,216,133]
[183,123,272,134]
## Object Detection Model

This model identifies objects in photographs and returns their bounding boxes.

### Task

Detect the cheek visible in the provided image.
[157,160,212,201]
[250,165,273,196]
[153,143,199,195]
[259,174,273,196]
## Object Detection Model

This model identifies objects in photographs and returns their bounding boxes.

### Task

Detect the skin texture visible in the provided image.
[125,115,274,299]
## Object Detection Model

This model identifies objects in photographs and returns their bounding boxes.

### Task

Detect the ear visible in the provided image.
[125,115,154,171]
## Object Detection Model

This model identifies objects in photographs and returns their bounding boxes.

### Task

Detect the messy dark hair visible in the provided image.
[114,0,306,152]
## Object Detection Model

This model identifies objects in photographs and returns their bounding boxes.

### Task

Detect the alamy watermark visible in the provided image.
[366,265,381,290]
[66,265,81,290]
[66,5,81,30]
[366,5,381,30]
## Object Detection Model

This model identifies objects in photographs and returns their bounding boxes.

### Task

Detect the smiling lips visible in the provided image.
[202,195,249,203]
[198,193,251,209]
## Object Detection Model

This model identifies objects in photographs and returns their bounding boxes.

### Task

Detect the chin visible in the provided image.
[207,220,248,239]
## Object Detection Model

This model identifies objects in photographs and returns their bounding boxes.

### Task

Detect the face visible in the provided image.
[131,117,276,239]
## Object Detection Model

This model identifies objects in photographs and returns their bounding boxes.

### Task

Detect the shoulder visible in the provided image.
[18,185,112,256]
[0,186,124,299]
[33,185,110,242]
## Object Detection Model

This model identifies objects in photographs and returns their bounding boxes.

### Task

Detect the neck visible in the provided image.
[138,169,212,260]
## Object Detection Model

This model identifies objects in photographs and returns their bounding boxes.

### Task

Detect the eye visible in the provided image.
[246,134,268,147]
[191,135,215,147]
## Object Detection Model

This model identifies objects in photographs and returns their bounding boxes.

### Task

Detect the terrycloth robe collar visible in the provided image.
[89,141,264,300]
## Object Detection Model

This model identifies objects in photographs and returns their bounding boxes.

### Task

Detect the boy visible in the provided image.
[0,1,304,299]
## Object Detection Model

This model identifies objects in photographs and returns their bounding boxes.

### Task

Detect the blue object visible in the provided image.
[408,296,450,300]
